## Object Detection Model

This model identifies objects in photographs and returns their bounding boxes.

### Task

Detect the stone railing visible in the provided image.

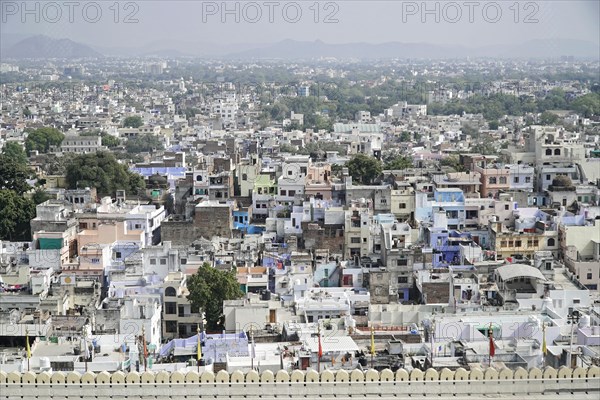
[1,366,599,399]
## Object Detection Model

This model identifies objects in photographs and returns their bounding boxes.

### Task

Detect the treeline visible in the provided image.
[429,90,600,120]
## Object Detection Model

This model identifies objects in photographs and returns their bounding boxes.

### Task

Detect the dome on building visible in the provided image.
[548,175,575,191]
[148,173,168,187]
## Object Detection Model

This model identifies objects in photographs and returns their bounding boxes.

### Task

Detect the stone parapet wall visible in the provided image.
[1,366,598,399]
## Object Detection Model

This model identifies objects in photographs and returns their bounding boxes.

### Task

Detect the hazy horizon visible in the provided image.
[1,0,598,50]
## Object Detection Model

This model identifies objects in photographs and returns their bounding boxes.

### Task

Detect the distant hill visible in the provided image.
[221,38,600,60]
[4,35,102,59]
[4,35,598,60]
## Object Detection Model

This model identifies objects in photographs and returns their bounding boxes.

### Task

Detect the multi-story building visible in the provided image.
[380,222,413,302]
[344,204,372,259]
[304,163,332,200]
[162,272,201,339]
[489,211,560,261]
[559,219,600,291]
[30,201,79,267]
[60,134,106,153]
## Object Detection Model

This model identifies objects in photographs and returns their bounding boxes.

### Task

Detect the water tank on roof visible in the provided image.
[542,297,553,312]
[579,315,591,328]
[39,357,51,371]
[261,290,271,301]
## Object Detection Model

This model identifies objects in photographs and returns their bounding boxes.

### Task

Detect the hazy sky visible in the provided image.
[1,0,599,48]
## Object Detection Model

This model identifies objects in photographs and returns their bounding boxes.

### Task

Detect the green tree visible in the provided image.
[32,188,51,205]
[65,151,145,197]
[2,142,28,165]
[539,111,560,125]
[440,155,465,172]
[488,120,499,130]
[125,134,163,153]
[384,155,413,170]
[0,189,35,241]
[186,263,244,331]
[102,135,121,148]
[399,131,411,142]
[25,127,64,154]
[0,154,31,194]
[346,154,382,185]
[571,93,600,118]
[471,140,498,155]
[123,116,144,128]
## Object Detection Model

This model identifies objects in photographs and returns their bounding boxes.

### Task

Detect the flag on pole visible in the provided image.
[143,335,148,359]
[25,331,31,359]
[542,323,547,355]
[82,337,90,360]
[370,326,375,356]
[197,325,202,361]
[489,323,495,358]
[317,326,323,359]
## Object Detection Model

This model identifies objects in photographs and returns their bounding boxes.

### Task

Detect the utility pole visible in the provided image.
[567,309,580,368]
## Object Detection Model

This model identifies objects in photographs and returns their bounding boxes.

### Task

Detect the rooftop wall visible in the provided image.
[1,366,598,399]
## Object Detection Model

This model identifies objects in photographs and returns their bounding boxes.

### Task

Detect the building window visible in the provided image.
[351,237,361,244]
[554,149,560,156]
[196,175,203,182]
[178,324,187,336]
[397,259,408,266]
[178,305,185,317]
[505,204,509,210]
[115,251,122,259]
[160,258,167,265]
[165,287,176,296]
[513,177,519,183]
[546,175,551,181]
[515,240,522,247]
[242,174,247,181]
[499,177,507,184]
[545,149,552,156]
[547,238,556,247]
[587,273,593,280]
[150,258,156,265]
[525,177,531,183]
[166,321,177,333]
[397,276,408,284]
[489,177,497,184]
[399,203,406,209]
[165,302,177,314]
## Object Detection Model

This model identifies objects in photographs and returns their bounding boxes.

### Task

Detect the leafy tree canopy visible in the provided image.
[65,151,145,197]
[539,111,560,125]
[0,154,32,194]
[102,135,121,148]
[384,155,413,170]
[186,263,244,331]
[346,154,382,185]
[2,142,28,165]
[0,189,35,241]
[125,133,163,154]
[25,127,64,154]
[123,115,144,128]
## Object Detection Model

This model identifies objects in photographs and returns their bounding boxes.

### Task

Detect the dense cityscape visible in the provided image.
[1,18,600,400]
